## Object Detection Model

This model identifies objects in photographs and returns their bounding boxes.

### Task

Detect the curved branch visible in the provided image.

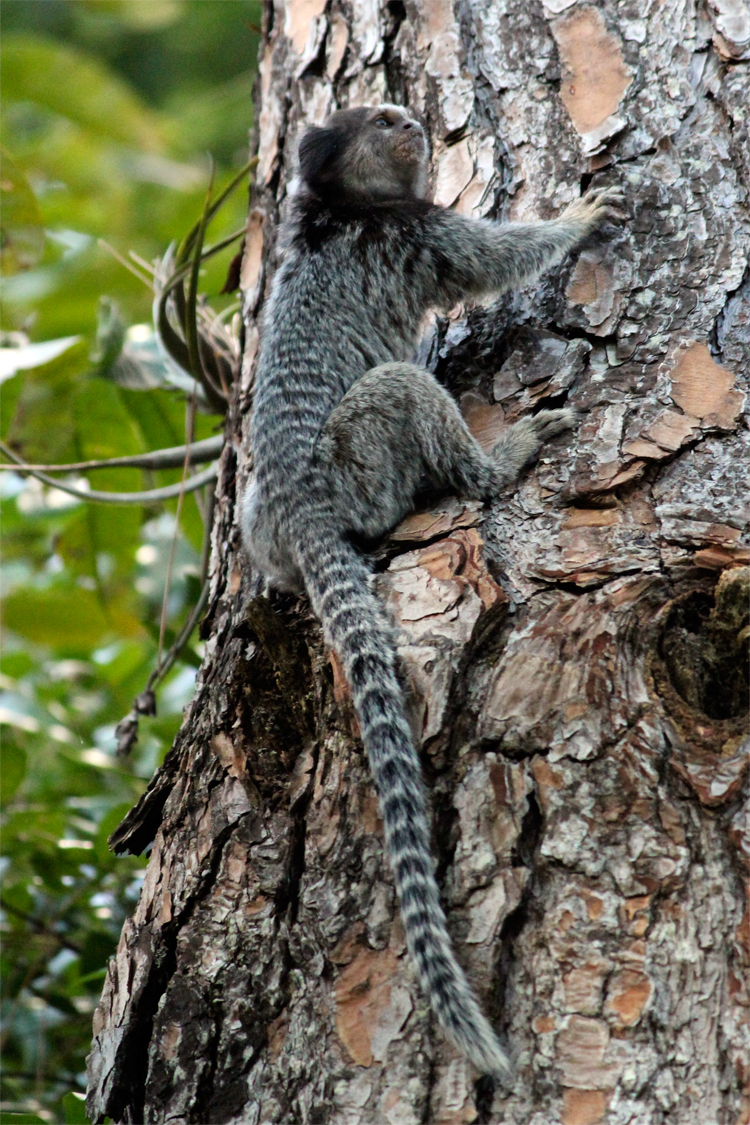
[0,442,218,504]
[0,435,224,474]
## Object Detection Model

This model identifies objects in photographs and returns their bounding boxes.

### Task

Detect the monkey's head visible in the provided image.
[298,105,428,204]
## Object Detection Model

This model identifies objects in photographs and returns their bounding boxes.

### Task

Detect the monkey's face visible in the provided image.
[298,105,429,204]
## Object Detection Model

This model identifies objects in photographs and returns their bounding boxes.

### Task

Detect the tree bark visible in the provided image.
[87,2,750,1123]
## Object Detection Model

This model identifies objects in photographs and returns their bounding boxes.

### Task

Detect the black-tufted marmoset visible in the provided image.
[242,104,623,1082]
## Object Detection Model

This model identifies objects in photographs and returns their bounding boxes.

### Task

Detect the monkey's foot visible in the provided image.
[528,407,577,440]
[489,408,576,483]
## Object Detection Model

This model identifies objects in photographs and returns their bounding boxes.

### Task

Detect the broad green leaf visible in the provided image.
[1,36,164,152]
[0,651,35,677]
[0,146,45,274]
[166,72,254,163]
[80,930,116,977]
[0,743,27,805]
[2,337,90,462]
[2,582,143,650]
[76,0,184,29]
[119,384,192,452]
[61,1091,90,1125]
[56,503,141,586]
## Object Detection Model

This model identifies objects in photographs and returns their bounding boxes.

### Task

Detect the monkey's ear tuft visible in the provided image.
[298,126,340,191]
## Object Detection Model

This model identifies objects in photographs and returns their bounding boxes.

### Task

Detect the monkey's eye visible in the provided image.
[374,116,391,128]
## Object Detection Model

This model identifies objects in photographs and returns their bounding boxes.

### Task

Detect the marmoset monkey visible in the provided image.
[242,104,623,1083]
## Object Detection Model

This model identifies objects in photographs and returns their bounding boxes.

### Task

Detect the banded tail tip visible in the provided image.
[473,1038,514,1089]
[453,1014,514,1088]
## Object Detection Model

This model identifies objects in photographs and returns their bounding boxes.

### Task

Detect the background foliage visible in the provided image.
[0,3,260,1120]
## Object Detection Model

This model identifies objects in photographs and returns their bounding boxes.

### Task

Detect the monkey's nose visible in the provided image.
[402,120,423,134]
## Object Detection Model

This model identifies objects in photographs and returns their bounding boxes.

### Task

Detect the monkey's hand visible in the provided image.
[490,408,576,485]
[561,187,626,235]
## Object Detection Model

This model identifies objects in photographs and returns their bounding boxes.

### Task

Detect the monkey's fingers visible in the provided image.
[562,190,622,229]
[583,187,627,223]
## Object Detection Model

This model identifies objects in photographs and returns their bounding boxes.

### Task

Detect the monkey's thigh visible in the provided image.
[241,478,304,592]
[316,362,495,540]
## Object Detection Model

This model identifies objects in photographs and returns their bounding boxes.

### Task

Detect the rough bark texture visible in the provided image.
[87,1,750,1123]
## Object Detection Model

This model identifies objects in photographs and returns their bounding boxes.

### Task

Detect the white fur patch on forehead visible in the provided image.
[367,104,412,122]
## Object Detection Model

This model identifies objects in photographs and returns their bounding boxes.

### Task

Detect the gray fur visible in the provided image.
[242,105,622,1082]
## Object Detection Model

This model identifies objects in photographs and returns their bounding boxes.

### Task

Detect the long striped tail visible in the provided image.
[295,521,513,1083]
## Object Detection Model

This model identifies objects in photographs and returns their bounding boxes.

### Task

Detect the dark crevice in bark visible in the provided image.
[473,1073,496,1122]
[530,387,572,412]
[104,816,244,1121]
[433,299,516,399]
[109,773,174,856]
[262,0,274,39]
[190,998,226,1125]
[430,596,513,877]
[659,587,749,721]
[191,1000,264,1125]
[475,785,546,1114]
[491,890,530,1047]
[382,0,408,106]
[543,569,645,597]
[512,789,544,870]
[231,597,317,812]
[275,742,317,925]
[102,937,178,1125]
[650,572,750,766]
[151,816,261,1124]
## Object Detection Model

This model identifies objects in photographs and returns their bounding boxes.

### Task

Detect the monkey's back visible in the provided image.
[250,195,438,505]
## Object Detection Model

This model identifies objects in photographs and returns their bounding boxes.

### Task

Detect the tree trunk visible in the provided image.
[87,2,750,1122]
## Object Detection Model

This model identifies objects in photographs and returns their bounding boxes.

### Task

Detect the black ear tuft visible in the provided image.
[298,126,340,190]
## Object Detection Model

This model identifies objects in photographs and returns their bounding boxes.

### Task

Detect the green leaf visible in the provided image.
[79,930,116,978]
[1,36,164,152]
[61,1092,90,1125]
[76,0,185,29]
[0,146,45,274]
[2,582,143,650]
[0,743,27,806]
[2,337,90,462]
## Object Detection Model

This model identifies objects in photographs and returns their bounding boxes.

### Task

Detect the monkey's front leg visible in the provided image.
[427,186,625,304]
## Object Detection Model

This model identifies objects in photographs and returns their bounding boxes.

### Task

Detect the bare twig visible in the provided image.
[129,249,156,275]
[0,441,217,504]
[115,578,210,756]
[98,239,154,288]
[0,434,224,474]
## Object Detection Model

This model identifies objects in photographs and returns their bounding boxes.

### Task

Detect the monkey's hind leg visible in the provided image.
[317,362,574,539]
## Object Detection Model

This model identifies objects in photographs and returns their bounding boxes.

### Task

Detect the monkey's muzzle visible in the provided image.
[395,128,426,164]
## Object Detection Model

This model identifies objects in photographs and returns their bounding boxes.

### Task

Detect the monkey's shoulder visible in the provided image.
[290,193,439,254]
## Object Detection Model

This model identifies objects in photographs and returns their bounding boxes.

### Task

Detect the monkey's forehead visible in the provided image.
[325,103,416,126]
[369,103,410,116]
